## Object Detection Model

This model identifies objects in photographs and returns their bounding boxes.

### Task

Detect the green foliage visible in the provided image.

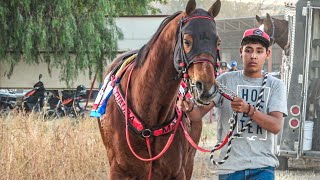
[0,0,166,86]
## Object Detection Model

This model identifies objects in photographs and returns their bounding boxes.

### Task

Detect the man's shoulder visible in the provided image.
[267,74,285,85]
[218,71,239,79]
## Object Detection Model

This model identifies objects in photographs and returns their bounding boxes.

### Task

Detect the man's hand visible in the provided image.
[230,97,250,113]
[177,96,194,112]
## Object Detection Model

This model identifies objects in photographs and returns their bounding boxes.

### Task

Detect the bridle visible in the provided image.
[174,14,220,100]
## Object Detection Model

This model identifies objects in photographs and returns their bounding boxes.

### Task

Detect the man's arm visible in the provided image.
[249,110,283,134]
[231,97,283,134]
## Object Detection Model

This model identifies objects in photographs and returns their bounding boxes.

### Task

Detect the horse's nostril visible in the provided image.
[195,81,203,92]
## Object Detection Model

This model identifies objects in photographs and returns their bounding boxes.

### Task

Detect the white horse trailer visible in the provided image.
[277,0,320,169]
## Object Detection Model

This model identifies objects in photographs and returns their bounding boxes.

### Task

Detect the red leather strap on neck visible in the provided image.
[113,84,179,137]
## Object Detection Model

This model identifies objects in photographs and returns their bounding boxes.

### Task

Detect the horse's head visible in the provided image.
[174,0,221,106]
[256,13,290,52]
[256,13,275,45]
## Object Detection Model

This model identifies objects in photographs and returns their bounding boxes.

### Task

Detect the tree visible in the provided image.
[0,0,167,86]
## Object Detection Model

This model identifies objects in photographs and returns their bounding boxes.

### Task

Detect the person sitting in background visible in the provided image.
[229,60,238,71]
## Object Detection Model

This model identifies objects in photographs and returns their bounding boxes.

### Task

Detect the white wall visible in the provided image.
[0,60,100,89]
[117,16,166,51]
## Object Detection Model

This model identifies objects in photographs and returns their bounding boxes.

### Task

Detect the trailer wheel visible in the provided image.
[277,156,288,170]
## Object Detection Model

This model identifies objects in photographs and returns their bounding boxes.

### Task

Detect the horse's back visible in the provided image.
[104,49,140,76]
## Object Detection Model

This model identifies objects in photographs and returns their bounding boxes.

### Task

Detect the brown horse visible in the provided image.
[98,0,221,179]
[256,13,290,54]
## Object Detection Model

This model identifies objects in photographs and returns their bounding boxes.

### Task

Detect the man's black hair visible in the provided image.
[241,37,269,51]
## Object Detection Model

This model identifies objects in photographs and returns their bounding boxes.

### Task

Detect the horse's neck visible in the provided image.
[127,18,182,126]
[274,19,289,50]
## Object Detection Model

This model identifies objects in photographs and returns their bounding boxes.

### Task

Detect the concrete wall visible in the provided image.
[0,60,100,89]
[117,16,166,51]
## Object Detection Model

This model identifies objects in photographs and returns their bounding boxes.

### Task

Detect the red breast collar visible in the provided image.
[113,84,179,137]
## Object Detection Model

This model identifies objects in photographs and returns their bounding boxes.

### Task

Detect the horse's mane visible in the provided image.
[135,11,182,67]
[272,17,288,24]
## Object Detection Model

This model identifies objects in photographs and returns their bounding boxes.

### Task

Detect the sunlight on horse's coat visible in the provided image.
[98,0,222,179]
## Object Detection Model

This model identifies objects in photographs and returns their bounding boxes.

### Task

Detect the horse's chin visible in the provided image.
[194,98,211,106]
[191,89,216,107]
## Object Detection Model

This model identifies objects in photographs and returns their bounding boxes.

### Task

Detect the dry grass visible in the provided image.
[1,113,319,180]
[0,113,109,180]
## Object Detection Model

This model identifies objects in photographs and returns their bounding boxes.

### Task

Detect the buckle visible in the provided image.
[141,129,152,138]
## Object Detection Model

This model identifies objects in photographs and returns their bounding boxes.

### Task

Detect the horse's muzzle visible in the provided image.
[192,81,218,106]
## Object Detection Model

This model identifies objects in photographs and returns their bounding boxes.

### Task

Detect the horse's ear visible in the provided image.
[256,15,263,24]
[208,0,221,18]
[186,0,196,15]
[266,13,271,20]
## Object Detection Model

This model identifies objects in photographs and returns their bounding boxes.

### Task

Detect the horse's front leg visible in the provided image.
[173,168,187,180]
[109,159,138,180]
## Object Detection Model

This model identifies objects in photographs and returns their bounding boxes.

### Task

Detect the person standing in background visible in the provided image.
[229,60,238,71]
[219,62,230,74]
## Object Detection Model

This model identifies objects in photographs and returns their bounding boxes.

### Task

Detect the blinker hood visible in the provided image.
[174,9,218,73]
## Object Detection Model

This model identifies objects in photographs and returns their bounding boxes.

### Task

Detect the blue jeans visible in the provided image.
[218,166,274,180]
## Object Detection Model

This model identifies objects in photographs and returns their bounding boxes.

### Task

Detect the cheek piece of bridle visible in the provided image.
[173,12,220,83]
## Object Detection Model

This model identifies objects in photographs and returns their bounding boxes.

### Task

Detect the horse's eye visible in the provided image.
[183,39,191,47]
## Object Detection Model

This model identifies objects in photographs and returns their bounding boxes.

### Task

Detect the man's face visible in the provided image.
[240,43,270,75]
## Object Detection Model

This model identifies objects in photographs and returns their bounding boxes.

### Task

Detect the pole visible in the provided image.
[85,73,97,110]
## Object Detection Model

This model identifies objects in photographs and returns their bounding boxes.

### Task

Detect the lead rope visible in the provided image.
[210,73,268,165]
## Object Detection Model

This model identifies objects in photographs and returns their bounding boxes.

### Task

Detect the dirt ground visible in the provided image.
[190,112,320,180]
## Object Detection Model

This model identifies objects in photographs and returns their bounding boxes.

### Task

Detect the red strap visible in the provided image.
[180,121,211,152]
[153,119,177,136]
[146,137,153,180]
[215,131,233,150]
[114,85,144,131]
[114,84,179,136]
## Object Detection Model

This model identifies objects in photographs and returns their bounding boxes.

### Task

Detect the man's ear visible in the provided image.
[266,48,271,58]
[239,47,243,57]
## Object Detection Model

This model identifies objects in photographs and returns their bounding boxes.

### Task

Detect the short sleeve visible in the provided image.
[267,80,288,117]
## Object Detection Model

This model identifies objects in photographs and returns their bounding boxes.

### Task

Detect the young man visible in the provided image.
[177,28,287,180]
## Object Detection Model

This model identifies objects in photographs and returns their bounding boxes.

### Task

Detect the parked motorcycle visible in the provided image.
[0,90,18,117]
[22,74,46,113]
[43,85,86,120]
